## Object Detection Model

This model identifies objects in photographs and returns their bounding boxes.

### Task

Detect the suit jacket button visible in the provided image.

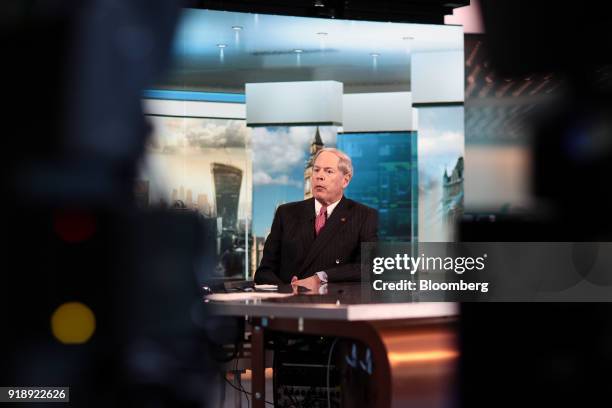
[336,259,340,264]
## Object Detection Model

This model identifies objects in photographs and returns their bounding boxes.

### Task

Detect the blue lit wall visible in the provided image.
[337,132,418,242]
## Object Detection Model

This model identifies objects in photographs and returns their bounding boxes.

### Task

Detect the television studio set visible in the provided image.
[3,0,612,407]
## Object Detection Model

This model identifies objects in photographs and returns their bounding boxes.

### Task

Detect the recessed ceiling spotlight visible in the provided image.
[294,49,303,53]
[232,26,243,31]
[317,32,328,36]
[217,44,227,48]
[314,0,325,7]
[370,53,380,57]
[402,36,414,40]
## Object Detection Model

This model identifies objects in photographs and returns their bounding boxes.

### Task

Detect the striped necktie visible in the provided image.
[315,205,327,236]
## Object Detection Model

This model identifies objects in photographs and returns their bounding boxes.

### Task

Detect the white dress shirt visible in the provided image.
[314,197,341,218]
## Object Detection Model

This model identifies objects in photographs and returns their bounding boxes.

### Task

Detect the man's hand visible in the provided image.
[291,275,325,294]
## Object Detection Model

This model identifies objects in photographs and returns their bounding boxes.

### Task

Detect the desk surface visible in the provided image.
[205,282,458,321]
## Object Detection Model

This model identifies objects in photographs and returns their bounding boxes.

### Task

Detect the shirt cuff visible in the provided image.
[315,271,328,283]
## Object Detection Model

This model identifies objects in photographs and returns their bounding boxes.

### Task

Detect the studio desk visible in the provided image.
[205,282,458,408]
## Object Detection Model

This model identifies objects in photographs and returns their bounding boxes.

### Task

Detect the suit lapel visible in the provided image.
[297,198,316,258]
[298,197,351,278]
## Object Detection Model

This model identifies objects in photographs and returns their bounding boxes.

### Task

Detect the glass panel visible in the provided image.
[137,115,252,279]
[417,106,465,242]
[337,132,418,242]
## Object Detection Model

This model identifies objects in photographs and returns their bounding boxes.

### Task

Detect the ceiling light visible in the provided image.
[217,44,227,48]
[314,0,325,7]
[232,26,243,31]
[317,32,328,36]
[370,53,379,57]
[294,49,303,53]
[402,36,414,40]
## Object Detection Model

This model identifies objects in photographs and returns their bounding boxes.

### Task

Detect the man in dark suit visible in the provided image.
[254,148,378,288]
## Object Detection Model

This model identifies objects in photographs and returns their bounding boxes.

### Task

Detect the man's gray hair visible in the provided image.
[313,147,353,176]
